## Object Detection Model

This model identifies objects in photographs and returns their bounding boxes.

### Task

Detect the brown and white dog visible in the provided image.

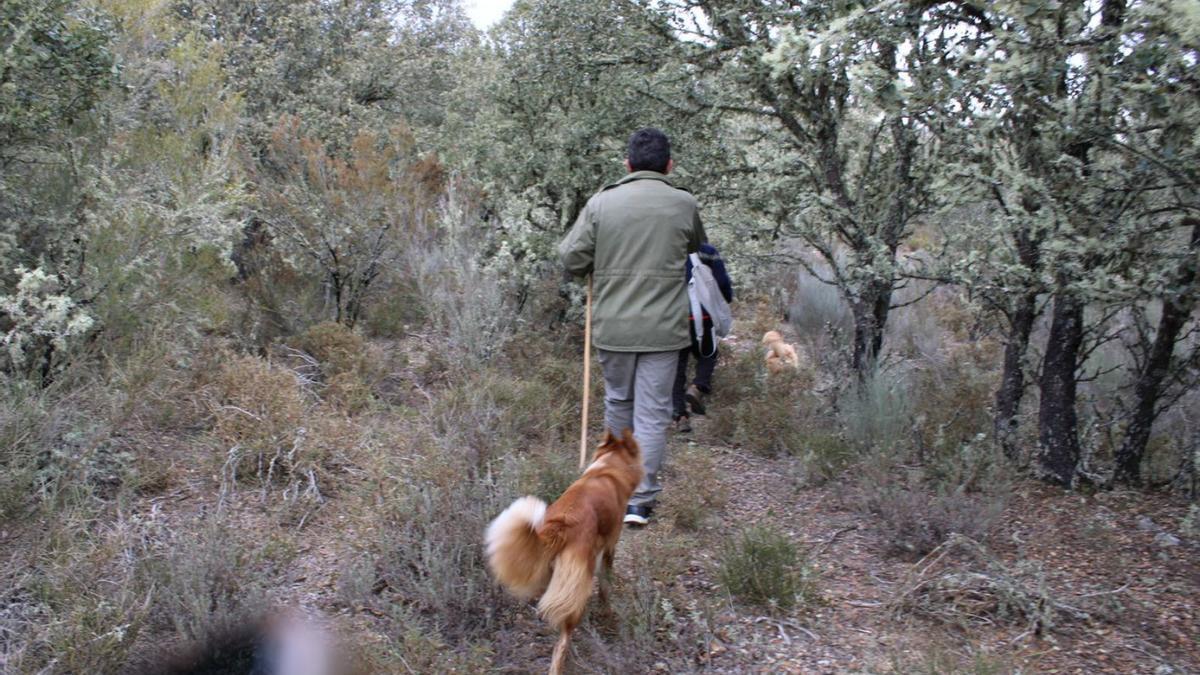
[762,330,800,373]
[485,429,643,675]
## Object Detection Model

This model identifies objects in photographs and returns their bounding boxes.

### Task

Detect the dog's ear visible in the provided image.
[620,428,638,450]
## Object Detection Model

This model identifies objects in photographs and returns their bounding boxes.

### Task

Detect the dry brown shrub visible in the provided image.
[293,321,367,379]
[889,534,1070,634]
[324,371,372,414]
[206,355,314,482]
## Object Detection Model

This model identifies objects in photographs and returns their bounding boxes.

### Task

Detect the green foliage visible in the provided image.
[175,0,475,151]
[718,525,816,611]
[0,0,114,163]
[0,268,95,377]
[445,0,709,271]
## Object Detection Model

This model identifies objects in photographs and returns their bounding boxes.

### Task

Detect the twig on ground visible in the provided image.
[753,616,818,644]
[754,616,792,645]
[1075,582,1130,599]
[811,524,859,557]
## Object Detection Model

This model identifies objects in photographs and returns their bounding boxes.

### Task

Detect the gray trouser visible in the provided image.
[597,349,679,508]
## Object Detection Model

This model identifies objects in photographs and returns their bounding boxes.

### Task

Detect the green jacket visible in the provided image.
[559,171,707,352]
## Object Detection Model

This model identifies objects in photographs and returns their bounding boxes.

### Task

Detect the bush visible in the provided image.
[205,355,316,485]
[789,266,853,345]
[0,379,138,518]
[6,531,153,673]
[855,438,1010,558]
[405,185,519,363]
[150,521,267,647]
[797,431,856,485]
[661,445,727,530]
[838,367,915,452]
[361,445,521,642]
[718,525,817,611]
[292,321,367,379]
[707,349,820,458]
[890,535,1060,634]
[429,371,572,468]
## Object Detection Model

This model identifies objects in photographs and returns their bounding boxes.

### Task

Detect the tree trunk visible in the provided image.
[1037,291,1084,486]
[1113,218,1200,484]
[851,281,892,377]
[995,291,1038,459]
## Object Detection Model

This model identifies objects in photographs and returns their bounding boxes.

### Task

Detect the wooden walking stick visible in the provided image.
[579,276,593,470]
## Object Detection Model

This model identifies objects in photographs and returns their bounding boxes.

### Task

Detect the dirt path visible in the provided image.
[613,416,1200,674]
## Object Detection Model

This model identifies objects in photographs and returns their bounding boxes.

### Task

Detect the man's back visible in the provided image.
[560,170,705,352]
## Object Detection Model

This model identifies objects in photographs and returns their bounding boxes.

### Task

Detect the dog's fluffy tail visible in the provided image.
[485,496,554,600]
[537,545,593,630]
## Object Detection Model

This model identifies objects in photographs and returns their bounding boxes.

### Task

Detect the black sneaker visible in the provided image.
[624,504,652,526]
[674,414,692,433]
[686,384,707,415]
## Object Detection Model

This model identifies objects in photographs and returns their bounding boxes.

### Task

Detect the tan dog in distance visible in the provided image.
[485,429,644,675]
[762,330,800,373]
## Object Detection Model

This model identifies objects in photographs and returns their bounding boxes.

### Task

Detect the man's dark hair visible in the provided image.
[627,128,671,173]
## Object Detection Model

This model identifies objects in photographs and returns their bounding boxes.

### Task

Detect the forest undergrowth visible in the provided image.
[1,287,1196,674]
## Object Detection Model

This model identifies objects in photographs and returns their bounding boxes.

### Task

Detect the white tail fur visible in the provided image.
[485,496,553,600]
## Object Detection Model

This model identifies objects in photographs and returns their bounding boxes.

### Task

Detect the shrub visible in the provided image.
[8,534,153,673]
[855,439,1009,558]
[0,379,140,517]
[789,266,853,345]
[149,521,267,647]
[707,349,821,458]
[661,445,727,531]
[361,276,427,337]
[205,355,315,484]
[718,525,817,611]
[599,531,715,670]
[908,343,999,460]
[324,371,372,414]
[889,535,1060,634]
[429,372,571,468]
[292,321,367,379]
[838,367,915,452]
[515,444,578,504]
[0,382,57,518]
[363,448,521,642]
[797,431,856,485]
[405,184,519,363]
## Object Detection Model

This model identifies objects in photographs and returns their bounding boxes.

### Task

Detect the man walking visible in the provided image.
[559,128,705,526]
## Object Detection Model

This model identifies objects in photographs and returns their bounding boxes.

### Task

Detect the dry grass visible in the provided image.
[661,445,728,531]
[889,534,1068,634]
[708,348,820,458]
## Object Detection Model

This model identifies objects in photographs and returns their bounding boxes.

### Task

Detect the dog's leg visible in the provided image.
[549,625,574,675]
[598,548,615,607]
